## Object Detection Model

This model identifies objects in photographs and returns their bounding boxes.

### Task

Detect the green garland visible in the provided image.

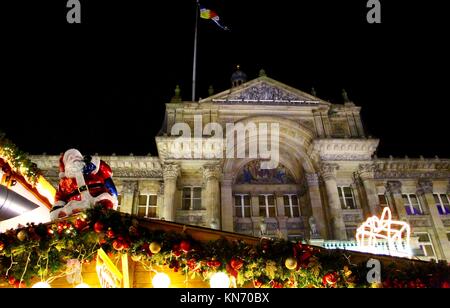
[0,131,42,185]
[0,204,449,288]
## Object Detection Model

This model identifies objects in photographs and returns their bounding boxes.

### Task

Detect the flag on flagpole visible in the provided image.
[199,5,229,30]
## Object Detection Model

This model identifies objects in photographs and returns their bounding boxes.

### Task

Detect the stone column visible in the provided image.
[386,181,406,219]
[202,164,222,229]
[162,163,180,222]
[313,110,325,138]
[275,192,286,217]
[321,111,332,137]
[275,192,288,240]
[357,164,379,217]
[306,173,328,239]
[220,177,233,232]
[417,179,450,261]
[320,164,347,240]
[121,181,138,215]
[353,113,365,138]
[251,193,262,236]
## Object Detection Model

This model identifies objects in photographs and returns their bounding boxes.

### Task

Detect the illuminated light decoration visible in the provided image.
[96,248,124,288]
[356,207,412,257]
[35,176,56,204]
[209,272,230,288]
[152,273,171,288]
[32,281,51,288]
[74,283,90,288]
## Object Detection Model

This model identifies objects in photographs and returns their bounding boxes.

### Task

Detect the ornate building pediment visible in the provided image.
[202,77,325,106]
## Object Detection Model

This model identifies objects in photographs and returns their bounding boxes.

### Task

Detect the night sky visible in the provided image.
[2,1,448,158]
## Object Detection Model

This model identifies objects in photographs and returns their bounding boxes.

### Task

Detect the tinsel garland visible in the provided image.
[0,204,449,288]
[0,131,41,186]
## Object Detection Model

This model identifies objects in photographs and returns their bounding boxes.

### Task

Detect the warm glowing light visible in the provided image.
[152,273,171,288]
[356,207,411,257]
[209,272,230,288]
[75,283,90,288]
[36,176,56,204]
[32,281,51,288]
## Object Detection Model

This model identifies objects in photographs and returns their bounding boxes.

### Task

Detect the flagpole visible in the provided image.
[192,0,200,102]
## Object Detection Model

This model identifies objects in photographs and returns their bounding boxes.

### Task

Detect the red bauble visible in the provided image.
[322,272,338,287]
[113,240,124,251]
[180,240,191,253]
[442,281,450,288]
[106,229,115,239]
[254,280,263,288]
[94,221,104,233]
[98,199,114,210]
[8,277,16,285]
[207,260,221,268]
[230,257,244,271]
[74,219,86,231]
[226,263,238,278]
[14,281,25,288]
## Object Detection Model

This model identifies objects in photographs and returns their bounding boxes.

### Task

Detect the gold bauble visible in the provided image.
[17,230,28,242]
[149,242,162,254]
[285,257,297,270]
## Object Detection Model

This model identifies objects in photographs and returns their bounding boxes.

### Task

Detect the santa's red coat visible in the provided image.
[55,160,113,205]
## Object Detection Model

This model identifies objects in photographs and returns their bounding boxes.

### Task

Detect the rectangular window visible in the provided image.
[182,187,202,210]
[284,194,300,218]
[415,232,436,258]
[402,194,423,215]
[447,233,450,242]
[137,194,157,218]
[433,194,450,215]
[338,186,356,209]
[259,194,276,218]
[234,194,251,218]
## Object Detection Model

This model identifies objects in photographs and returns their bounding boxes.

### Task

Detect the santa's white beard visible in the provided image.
[64,160,85,178]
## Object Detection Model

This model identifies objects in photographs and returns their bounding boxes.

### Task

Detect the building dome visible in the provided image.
[231,65,247,87]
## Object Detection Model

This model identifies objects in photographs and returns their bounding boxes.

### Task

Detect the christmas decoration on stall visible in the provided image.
[50,148,118,220]
[0,131,42,186]
[1,204,449,288]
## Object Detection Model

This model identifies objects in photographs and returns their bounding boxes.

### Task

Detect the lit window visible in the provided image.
[284,194,300,218]
[234,194,251,218]
[338,187,356,209]
[415,232,436,258]
[182,187,202,210]
[259,194,276,218]
[137,194,157,218]
[402,194,423,215]
[433,194,450,215]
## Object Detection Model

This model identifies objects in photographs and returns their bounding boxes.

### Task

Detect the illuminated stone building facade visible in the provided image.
[30,71,450,262]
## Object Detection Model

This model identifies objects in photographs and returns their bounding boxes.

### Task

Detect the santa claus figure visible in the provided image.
[50,149,118,220]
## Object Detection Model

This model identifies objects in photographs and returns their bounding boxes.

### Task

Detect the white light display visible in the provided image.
[356,207,412,257]
[152,273,171,288]
[209,272,230,288]
[31,281,51,288]
[75,283,90,288]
